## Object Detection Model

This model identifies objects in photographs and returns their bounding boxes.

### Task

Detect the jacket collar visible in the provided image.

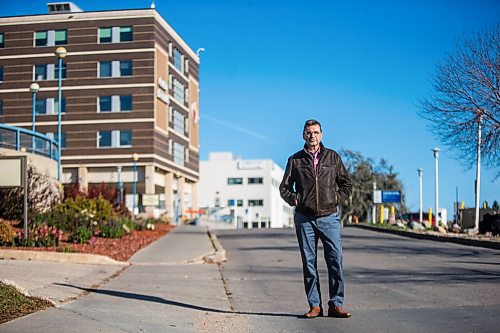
[303,142,325,157]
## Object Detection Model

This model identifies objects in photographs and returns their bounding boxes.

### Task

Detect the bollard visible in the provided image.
[429,207,433,228]
[389,206,396,224]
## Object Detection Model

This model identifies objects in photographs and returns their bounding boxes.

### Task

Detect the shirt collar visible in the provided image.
[303,142,324,157]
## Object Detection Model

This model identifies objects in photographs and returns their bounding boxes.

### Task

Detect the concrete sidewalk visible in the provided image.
[1,224,232,332]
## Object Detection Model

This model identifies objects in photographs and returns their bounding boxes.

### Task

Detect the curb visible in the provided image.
[204,229,227,264]
[0,249,129,265]
[346,224,500,250]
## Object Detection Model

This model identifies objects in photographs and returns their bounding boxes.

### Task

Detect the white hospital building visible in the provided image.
[198,152,294,229]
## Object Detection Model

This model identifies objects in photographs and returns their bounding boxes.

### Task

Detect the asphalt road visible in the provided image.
[215,226,500,333]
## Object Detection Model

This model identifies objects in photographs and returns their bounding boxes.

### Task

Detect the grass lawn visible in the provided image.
[0,282,53,324]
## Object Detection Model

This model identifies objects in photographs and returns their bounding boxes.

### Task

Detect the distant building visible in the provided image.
[0,2,201,219]
[199,152,294,229]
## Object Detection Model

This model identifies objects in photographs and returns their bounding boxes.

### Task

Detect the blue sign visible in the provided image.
[382,191,401,203]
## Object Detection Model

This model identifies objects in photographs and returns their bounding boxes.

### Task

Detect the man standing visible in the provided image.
[279,119,352,319]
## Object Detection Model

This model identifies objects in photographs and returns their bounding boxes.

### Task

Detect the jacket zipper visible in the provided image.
[315,173,319,214]
[309,151,320,214]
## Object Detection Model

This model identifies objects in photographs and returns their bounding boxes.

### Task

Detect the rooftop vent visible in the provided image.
[47,2,83,14]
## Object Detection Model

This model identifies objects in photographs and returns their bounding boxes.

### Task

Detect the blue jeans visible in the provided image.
[294,211,345,308]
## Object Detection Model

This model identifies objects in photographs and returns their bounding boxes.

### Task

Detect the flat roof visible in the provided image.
[0,8,199,62]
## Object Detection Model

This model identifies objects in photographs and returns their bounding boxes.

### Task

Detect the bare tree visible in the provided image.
[419,24,499,171]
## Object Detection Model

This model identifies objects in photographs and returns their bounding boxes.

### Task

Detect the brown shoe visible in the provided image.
[303,306,323,318]
[328,306,351,318]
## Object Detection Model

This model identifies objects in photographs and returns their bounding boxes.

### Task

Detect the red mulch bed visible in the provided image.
[1,223,175,262]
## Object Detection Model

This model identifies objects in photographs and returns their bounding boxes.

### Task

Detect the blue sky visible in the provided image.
[3,0,499,216]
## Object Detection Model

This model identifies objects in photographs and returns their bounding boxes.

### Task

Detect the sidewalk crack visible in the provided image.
[217,263,235,312]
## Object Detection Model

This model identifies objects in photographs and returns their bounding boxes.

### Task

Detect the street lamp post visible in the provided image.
[30,82,40,152]
[474,115,482,233]
[132,153,139,218]
[432,148,440,227]
[116,165,122,205]
[372,181,377,224]
[55,47,67,182]
[417,168,423,224]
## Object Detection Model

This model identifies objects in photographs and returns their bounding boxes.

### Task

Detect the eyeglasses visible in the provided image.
[304,131,321,137]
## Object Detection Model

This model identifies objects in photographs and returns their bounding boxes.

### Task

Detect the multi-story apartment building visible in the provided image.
[0,2,200,219]
[199,152,294,229]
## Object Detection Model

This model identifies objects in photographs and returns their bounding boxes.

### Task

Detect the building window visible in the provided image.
[99,61,112,77]
[228,178,243,185]
[120,26,133,42]
[34,31,48,46]
[36,99,47,114]
[173,48,184,72]
[120,130,132,146]
[98,27,112,43]
[98,130,132,148]
[0,100,3,115]
[35,30,67,46]
[0,33,4,48]
[98,95,132,112]
[173,141,185,166]
[54,63,67,79]
[228,199,244,207]
[34,65,47,80]
[248,199,264,206]
[99,26,133,43]
[34,64,66,81]
[99,61,132,77]
[120,95,132,111]
[173,110,184,134]
[228,199,243,207]
[173,78,185,103]
[0,66,3,81]
[55,30,67,45]
[54,98,66,113]
[36,98,66,115]
[168,106,173,125]
[184,118,189,136]
[248,177,263,184]
[99,96,112,112]
[120,60,133,76]
[98,130,111,147]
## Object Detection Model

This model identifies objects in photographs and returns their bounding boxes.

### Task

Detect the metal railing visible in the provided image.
[0,124,59,161]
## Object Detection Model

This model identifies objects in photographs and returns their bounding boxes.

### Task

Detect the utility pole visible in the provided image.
[418,168,423,224]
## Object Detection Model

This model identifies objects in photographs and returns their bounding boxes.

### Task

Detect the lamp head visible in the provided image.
[196,47,205,57]
[30,82,40,93]
[132,153,139,161]
[432,147,440,158]
[55,47,67,58]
